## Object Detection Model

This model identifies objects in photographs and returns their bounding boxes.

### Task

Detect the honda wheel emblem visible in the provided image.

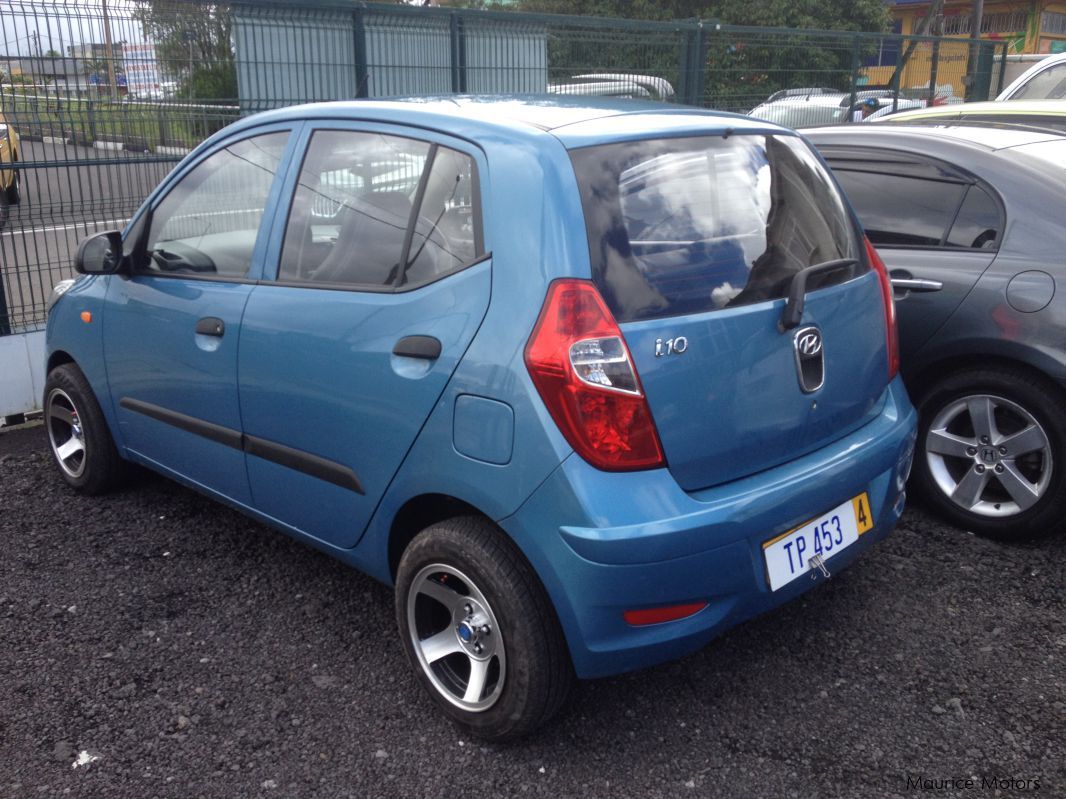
[793,326,825,393]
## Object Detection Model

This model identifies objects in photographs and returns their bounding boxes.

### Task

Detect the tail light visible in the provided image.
[865,237,899,381]
[525,280,665,471]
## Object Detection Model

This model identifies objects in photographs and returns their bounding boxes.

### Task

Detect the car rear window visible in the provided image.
[570,134,861,323]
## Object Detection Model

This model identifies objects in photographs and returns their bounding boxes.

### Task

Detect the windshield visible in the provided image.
[570,134,861,322]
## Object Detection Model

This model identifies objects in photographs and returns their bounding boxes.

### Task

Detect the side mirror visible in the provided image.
[74,231,125,275]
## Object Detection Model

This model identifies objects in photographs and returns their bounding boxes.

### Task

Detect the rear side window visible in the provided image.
[832,171,966,247]
[945,186,1001,249]
[278,130,480,289]
[570,134,860,322]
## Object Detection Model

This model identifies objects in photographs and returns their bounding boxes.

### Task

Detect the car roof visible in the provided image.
[220,95,786,149]
[805,122,1065,152]
[874,99,1066,123]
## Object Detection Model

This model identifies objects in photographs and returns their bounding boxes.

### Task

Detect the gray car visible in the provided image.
[807,124,1066,541]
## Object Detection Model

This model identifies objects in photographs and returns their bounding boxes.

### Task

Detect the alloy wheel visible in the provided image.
[406,563,506,713]
[925,393,1052,518]
[46,387,87,479]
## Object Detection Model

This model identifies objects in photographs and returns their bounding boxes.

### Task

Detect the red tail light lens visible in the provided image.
[865,237,899,381]
[525,280,665,471]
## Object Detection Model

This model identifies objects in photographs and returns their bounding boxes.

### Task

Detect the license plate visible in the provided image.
[762,493,874,591]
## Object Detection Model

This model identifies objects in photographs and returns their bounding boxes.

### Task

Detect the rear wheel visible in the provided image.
[395,516,574,741]
[44,363,127,494]
[912,367,1066,541]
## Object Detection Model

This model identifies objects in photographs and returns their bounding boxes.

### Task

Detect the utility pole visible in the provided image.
[965,0,986,100]
[101,0,117,96]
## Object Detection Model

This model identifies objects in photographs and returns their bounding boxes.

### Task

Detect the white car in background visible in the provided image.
[997,52,1066,100]
[548,73,675,101]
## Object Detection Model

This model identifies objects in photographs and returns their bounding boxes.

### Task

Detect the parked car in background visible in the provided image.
[808,124,1066,541]
[749,89,924,128]
[44,97,915,740]
[996,52,1066,100]
[548,73,675,101]
[0,111,21,219]
[873,99,1066,132]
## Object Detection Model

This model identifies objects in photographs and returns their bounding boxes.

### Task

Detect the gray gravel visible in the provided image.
[2,424,1063,798]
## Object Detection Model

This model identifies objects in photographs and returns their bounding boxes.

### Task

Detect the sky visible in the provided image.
[2,1,147,58]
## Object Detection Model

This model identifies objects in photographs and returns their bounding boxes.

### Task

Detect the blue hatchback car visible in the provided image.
[45,97,916,740]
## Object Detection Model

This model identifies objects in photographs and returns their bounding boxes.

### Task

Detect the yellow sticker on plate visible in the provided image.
[852,492,874,535]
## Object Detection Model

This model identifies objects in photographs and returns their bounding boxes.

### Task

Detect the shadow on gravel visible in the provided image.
[1,436,1062,799]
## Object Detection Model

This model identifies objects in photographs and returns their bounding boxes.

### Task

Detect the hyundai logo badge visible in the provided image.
[793,326,825,393]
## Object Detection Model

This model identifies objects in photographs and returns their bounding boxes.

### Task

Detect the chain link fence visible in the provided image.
[0,0,1007,334]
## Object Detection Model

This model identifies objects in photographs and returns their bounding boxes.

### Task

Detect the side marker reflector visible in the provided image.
[80,311,92,324]
[623,602,708,627]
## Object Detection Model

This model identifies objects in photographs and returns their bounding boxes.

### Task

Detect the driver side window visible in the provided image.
[141,131,290,278]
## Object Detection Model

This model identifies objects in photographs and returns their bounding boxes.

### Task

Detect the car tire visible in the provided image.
[395,516,574,741]
[44,363,127,494]
[912,366,1066,541]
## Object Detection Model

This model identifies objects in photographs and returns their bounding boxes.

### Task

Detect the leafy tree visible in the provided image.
[132,1,236,102]
[517,0,888,30]
[518,0,891,108]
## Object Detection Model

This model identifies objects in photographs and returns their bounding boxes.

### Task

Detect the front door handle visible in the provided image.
[393,335,441,360]
[195,317,225,337]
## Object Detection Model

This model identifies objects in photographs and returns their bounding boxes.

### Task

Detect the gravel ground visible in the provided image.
[2,423,1062,799]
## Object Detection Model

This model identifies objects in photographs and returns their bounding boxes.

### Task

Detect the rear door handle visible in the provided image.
[393,335,442,360]
[195,317,225,337]
[890,278,943,292]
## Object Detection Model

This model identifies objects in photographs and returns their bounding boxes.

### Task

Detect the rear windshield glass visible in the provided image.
[570,134,861,322]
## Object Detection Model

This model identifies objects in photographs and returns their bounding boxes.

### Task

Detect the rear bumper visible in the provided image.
[499,377,917,679]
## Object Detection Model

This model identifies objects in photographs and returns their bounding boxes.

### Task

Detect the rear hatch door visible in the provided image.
[569,132,890,491]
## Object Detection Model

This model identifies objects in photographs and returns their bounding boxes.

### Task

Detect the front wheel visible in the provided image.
[395,517,574,741]
[44,363,127,494]
[912,367,1066,541]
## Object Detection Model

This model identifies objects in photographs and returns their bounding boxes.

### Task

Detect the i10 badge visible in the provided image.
[655,336,688,357]
[762,493,874,590]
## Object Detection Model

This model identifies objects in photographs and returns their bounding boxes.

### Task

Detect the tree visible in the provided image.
[132,1,236,101]
[518,0,888,31]
[518,0,891,108]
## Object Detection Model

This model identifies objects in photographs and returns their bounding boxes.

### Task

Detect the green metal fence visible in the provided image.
[0,0,1008,334]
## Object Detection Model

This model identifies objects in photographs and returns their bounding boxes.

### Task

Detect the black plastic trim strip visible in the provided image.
[243,434,365,495]
[119,397,365,495]
[119,397,243,450]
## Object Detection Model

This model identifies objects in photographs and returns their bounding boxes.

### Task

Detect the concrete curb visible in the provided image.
[23,134,190,156]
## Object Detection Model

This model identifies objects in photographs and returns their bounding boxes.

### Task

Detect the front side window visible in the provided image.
[570,134,860,322]
[142,132,289,277]
[277,130,480,288]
